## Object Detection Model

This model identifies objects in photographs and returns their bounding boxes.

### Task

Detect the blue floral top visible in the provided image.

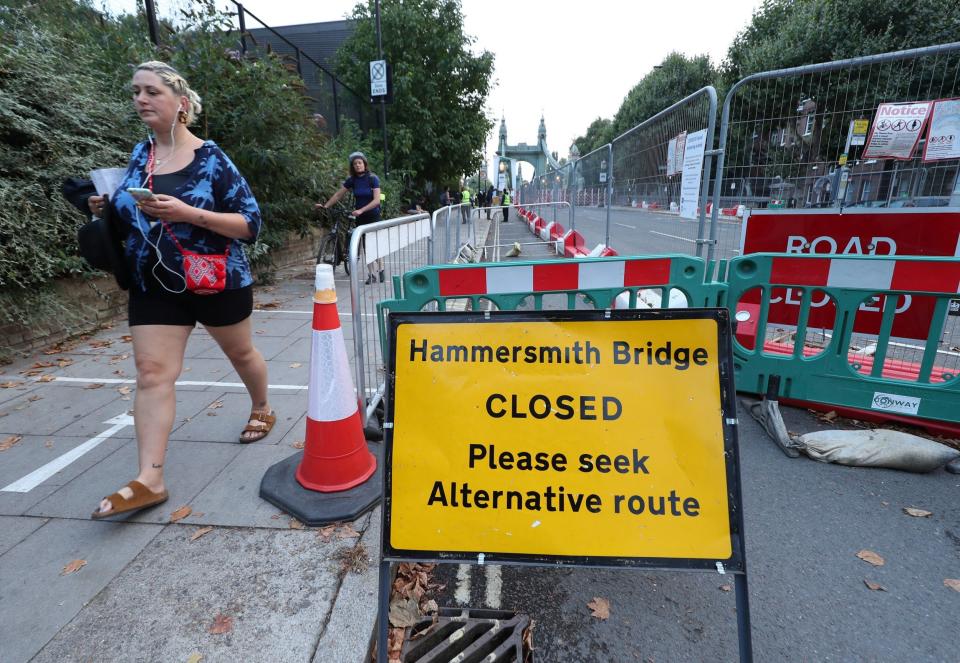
[112,140,262,292]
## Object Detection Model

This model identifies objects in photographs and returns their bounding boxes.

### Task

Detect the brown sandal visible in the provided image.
[240,409,276,443]
[91,480,169,520]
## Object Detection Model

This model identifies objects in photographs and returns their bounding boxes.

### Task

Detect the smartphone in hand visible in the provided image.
[127,187,155,201]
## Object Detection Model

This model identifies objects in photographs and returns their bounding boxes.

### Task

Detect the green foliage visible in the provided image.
[0,0,370,309]
[611,53,716,137]
[573,117,614,157]
[722,0,960,84]
[334,0,494,187]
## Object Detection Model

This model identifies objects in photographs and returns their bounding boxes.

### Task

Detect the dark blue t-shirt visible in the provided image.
[343,172,381,215]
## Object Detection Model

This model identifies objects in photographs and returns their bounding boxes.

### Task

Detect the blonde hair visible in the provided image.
[134,61,202,125]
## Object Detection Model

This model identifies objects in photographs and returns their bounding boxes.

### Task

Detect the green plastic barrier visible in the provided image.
[724,253,960,425]
[377,255,723,362]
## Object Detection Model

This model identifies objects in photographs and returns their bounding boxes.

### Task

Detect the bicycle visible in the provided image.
[317,206,355,276]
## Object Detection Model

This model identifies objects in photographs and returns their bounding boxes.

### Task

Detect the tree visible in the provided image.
[334,0,494,187]
[573,117,613,156]
[611,53,717,137]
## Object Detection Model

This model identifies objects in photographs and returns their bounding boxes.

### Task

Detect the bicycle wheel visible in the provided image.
[338,237,351,276]
[318,234,337,267]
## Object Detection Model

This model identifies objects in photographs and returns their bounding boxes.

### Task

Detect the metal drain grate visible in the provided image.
[400,607,532,663]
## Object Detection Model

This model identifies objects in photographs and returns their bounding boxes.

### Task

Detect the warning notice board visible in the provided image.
[384,309,745,570]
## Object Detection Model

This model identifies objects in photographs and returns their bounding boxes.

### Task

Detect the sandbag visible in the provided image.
[797,429,960,472]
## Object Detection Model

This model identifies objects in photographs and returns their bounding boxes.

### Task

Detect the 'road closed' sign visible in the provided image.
[384,310,745,570]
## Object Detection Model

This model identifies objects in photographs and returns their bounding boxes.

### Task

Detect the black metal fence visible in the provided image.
[139,0,378,137]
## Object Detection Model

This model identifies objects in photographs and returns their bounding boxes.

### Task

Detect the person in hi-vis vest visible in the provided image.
[460,186,471,224]
[501,188,511,222]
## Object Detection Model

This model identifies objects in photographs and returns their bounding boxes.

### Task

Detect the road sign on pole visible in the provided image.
[370,60,387,98]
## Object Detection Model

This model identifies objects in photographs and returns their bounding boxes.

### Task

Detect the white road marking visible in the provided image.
[47,377,308,390]
[484,565,502,609]
[649,231,697,243]
[455,564,472,605]
[614,223,637,229]
[1,413,134,493]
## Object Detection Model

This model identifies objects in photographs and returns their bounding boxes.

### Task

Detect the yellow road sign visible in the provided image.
[386,310,741,565]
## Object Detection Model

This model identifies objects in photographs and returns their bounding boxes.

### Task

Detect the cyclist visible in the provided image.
[316,151,383,283]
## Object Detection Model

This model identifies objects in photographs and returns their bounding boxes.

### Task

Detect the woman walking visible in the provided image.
[87,61,274,519]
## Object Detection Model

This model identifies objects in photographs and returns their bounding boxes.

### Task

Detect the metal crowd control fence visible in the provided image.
[531,87,718,260]
[709,42,960,264]
[432,202,574,263]
[722,253,960,430]
[348,213,432,425]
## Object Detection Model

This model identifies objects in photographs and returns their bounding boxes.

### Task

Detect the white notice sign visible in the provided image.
[679,129,706,220]
[673,131,687,176]
[863,101,933,160]
[923,98,960,162]
[370,60,387,97]
[666,137,677,176]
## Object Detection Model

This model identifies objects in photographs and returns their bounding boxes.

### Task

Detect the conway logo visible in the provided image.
[871,392,920,415]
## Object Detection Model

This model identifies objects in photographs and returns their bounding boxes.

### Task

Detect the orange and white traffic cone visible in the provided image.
[259,264,380,525]
[296,264,376,491]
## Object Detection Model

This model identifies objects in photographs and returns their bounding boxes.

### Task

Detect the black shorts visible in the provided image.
[128,285,253,327]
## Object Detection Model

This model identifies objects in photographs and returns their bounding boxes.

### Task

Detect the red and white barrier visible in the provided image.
[436,257,674,296]
[296,264,376,492]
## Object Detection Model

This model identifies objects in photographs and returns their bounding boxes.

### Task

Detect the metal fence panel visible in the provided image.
[710,42,960,263]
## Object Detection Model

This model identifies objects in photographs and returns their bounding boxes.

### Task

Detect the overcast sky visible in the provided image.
[107,0,762,177]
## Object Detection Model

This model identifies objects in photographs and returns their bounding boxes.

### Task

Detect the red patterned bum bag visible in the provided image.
[160,221,229,295]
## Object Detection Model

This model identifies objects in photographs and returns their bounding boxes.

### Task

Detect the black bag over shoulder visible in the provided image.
[74,191,131,291]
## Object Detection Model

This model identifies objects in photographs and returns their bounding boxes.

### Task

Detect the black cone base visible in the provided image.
[259,443,382,526]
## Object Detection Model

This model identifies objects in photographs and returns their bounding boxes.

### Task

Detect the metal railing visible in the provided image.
[528,87,718,260]
[348,213,432,424]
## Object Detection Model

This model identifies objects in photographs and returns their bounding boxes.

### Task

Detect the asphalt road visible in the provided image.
[425,402,960,663]
[568,206,744,262]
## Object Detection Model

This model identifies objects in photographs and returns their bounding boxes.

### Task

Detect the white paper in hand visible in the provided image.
[90,168,126,197]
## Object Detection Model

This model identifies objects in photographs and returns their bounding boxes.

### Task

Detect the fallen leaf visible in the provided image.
[206,412,217,417]
[89,340,113,349]
[85,383,104,390]
[289,362,302,368]
[719,584,732,592]
[0,435,23,451]
[190,526,214,542]
[258,301,281,309]
[864,580,886,591]
[945,579,960,592]
[120,335,133,343]
[38,375,55,383]
[336,524,360,539]
[420,599,438,614]
[289,518,305,530]
[0,381,22,388]
[207,613,233,635]
[169,505,192,523]
[109,353,130,364]
[317,525,336,541]
[270,513,283,520]
[903,507,933,518]
[291,440,305,449]
[61,559,86,575]
[388,596,420,627]
[856,550,885,567]
[31,361,55,369]
[28,395,42,402]
[56,358,74,367]
[207,400,223,410]
[118,386,132,396]
[44,439,54,449]
[587,597,610,619]
[823,410,838,421]
[186,653,203,663]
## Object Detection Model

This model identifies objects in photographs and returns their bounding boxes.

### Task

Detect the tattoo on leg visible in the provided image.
[151,463,163,469]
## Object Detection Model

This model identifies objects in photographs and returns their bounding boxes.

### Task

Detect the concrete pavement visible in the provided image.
[0,261,381,663]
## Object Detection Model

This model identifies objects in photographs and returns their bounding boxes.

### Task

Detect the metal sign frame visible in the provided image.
[375,309,753,662]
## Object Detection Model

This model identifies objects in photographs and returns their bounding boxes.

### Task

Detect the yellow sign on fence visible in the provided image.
[386,311,739,563]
